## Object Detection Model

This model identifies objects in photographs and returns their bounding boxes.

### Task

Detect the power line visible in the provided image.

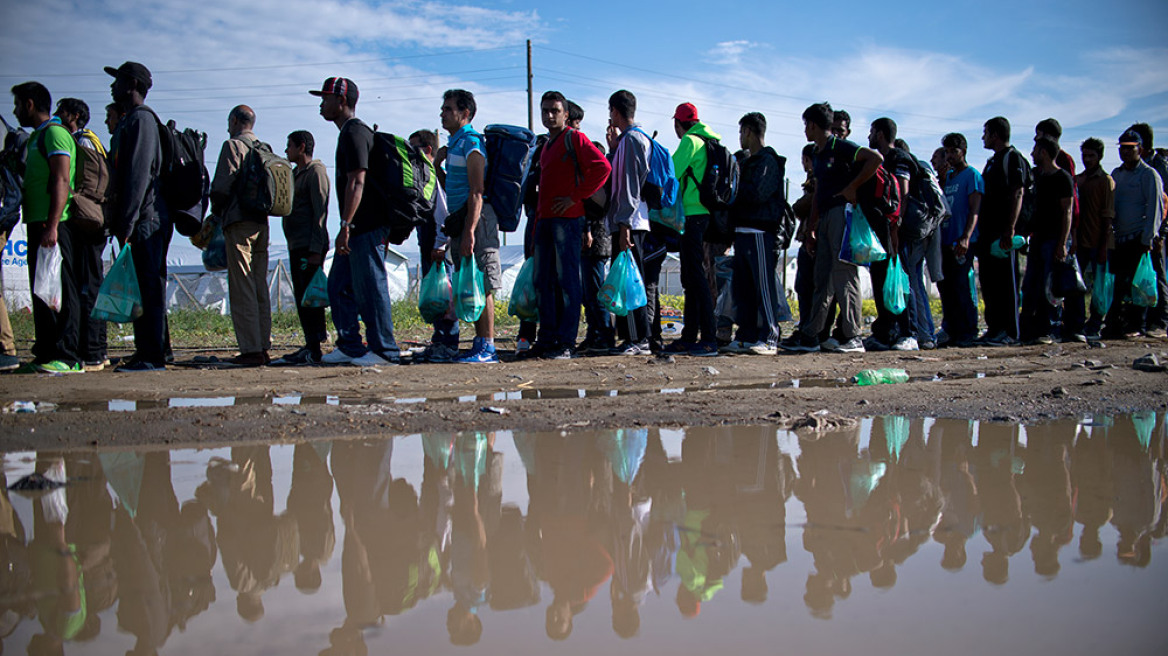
[135,73,522,105]
[156,88,524,116]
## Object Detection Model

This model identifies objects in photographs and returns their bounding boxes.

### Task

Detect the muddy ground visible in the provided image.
[1,339,1166,452]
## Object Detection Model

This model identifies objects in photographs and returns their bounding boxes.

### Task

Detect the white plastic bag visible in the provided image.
[33,243,63,312]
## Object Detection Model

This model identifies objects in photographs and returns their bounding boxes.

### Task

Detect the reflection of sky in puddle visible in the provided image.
[1,414,1162,654]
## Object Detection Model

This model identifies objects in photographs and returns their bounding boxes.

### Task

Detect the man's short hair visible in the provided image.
[834,109,851,129]
[1081,137,1105,158]
[10,81,51,114]
[802,103,833,130]
[871,117,897,143]
[739,112,766,138]
[287,130,314,156]
[229,105,255,128]
[55,98,90,128]
[1034,135,1059,159]
[942,132,968,151]
[409,129,439,153]
[540,90,566,108]
[894,138,911,153]
[801,143,816,160]
[1127,122,1154,150]
[608,90,636,120]
[443,89,477,120]
[984,116,1011,142]
[1036,118,1062,139]
[566,100,584,124]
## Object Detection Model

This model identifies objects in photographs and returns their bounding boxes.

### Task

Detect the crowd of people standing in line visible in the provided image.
[3,61,1166,373]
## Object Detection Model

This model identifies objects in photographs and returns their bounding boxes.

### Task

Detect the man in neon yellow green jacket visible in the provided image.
[666,103,723,357]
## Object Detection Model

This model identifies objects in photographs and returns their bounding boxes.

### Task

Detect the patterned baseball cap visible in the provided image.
[309,77,358,105]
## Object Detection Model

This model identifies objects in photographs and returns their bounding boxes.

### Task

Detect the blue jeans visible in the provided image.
[902,240,936,343]
[328,226,400,358]
[582,252,614,346]
[535,216,583,349]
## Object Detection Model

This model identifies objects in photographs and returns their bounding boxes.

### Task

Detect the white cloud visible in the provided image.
[706,40,764,66]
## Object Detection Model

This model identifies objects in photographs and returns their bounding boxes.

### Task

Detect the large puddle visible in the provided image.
[0,415,1164,655]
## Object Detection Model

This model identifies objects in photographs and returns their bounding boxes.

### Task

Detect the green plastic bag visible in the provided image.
[507,257,539,321]
[648,200,685,235]
[969,265,979,307]
[1132,252,1158,307]
[990,234,1027,258]
[455,255,486,323]
[883,416,910,463]
[91,244,143,323]
[301,267,329,308]
[883,256,909,315]
[1091,261,1115,316]
[419,261,453,323]
[598,250,647,317]
[839,204,887,266]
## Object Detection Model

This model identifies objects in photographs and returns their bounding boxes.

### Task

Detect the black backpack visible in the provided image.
[367,130,437,245]
[683,135,739,212]
[0,115,27,234]
[148,110,209,235]
[898,157,951,243]
[1006,147,1036,237]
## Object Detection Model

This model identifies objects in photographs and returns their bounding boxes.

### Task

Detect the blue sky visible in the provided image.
[3,0,1166,252]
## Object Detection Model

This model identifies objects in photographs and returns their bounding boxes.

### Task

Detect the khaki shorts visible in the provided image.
[449,204,503,293]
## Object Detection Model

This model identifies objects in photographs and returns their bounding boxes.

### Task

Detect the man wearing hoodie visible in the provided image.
[727,112,791,354]
[667,103,722,357]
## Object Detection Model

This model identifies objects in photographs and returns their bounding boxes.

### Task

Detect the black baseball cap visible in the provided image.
[1119,129,1143,147]
[309,77,358,105]
[104,61,152,90]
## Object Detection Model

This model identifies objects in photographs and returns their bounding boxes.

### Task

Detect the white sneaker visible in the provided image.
[350,351,396,367]
[748,342,778,355]
[832,337,866,353]
[321,349,355,365]
[820,337,841,352]
[720,340,753,354]
[892,336,919,351]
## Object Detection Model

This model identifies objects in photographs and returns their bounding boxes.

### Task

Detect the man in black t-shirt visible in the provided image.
[867,117,920,351]
[1020,136,1074,344]
[311,77,401,366]
[977,116,1028,345]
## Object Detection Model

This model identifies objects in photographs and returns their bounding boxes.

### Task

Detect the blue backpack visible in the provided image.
[484,124,537,232]
[629,126,679,210]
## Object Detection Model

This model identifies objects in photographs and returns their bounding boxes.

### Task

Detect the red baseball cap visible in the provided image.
[310,77,359,105]
[673,103,699,122]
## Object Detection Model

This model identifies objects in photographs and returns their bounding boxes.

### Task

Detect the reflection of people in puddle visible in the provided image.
[61,454,117,643]
[1022,420,1075,578]
[933,419,981,571]
[1110,415,1164,568]
[676,428,741,619]
[199,446,299,624]
[447,433,493,645]
[603,429,653,638]
[287,443,336,593]
[1072,419,1113,560]
[973,423,1030,585]
[0,467,33,644]
[796,428,861,618]
[530,433,613,640]
[730,426,795,605]
[27,454,91,654]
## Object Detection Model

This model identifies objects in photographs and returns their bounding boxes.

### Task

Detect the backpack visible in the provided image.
[150,112,209,218]
[236,137,294,217]
[857,164,901,229]
[898,157,951,243]
[483,124,537,232]
[37,125,110,237]
[628,126,679,211]
[368,130,438,245]
[682,135,739,212]
[0,115,27,234]
[1005,147,1036,237]
[777,200,798,251]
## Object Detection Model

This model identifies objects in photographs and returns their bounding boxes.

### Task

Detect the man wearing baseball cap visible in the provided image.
[668,102,724,357]
[1103,129,1165,338]
[105,61,170,372]
[312,77,402,366]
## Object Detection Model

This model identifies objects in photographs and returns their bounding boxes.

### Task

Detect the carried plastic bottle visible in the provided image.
[853,368,910,386]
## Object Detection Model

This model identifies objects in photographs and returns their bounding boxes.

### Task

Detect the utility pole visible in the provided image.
[526,39,533,132]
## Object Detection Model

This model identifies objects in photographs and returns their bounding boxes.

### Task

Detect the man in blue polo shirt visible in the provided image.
[437,89,501,364]
[11,81,81,373]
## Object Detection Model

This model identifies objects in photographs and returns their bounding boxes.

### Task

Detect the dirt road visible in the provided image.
[2,340,1166,451]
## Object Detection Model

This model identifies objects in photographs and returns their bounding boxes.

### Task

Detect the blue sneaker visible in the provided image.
[456,339,498,364]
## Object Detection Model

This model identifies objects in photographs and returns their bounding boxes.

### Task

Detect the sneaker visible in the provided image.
[611,341,649,356]
[321,349,355,365]
[114,359,165,372]
[820,336,841,352]
[831,337,866,353]
[35,360,84,374]
[663,340,698,354]
[83,358,110,372]
[891,336,919,351]
[1144,328,1168,339]
[919,340,937,351]
[426,343,458,364]
[984,332,1017,347]
[863,336,891,352]
[351,351,398,367]
[1024,335,1054,346]
[581,339,615,356]
[0,354,18,371]
[515,337,532,354]
[1061,333,1088,344]
[541,346,575,360]
[720,340,753,354]
[779,332,820,353]
[934,329,950,347]
[275,347,321,365]
[748,342,778,356]
[688,342,720,357]
[230,352,268,367]
[456,340,499,364]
